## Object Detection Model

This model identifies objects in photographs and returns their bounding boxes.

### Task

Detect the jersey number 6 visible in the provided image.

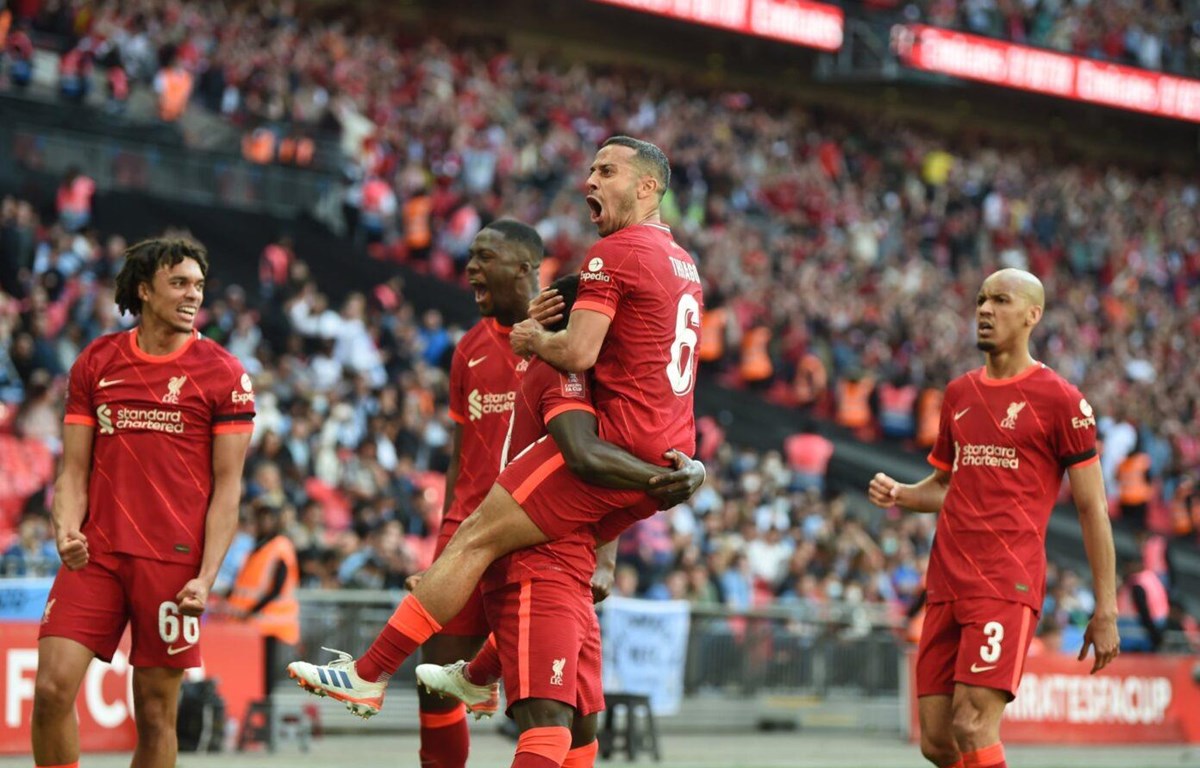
[667,294,701,396]
[158,600,200,645]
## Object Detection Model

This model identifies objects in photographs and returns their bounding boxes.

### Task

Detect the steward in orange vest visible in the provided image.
[226,502,300,694]
[1116,450,1153,529]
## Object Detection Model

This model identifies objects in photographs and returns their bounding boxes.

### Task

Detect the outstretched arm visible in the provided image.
[1068,459,1120,673]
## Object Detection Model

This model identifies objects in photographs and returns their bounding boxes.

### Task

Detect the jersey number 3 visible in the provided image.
[667,294,701,396]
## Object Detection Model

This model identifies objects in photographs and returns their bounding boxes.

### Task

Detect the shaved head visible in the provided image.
[983,268,1045,310]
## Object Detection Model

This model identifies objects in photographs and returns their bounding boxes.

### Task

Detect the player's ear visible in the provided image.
[1026,304,1043,327]
[638,174,658,200]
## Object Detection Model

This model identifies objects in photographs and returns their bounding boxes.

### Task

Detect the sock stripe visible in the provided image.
[516,725,572,763]
[419,703,467,729]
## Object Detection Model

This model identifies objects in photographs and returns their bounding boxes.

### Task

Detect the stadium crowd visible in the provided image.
[1,4,1198,654]
[7,0,1195,530]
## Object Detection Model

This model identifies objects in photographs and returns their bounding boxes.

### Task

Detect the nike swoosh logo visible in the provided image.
[969,663,997,673]
[98,378,124,388]
[167,644,195,656]
[954,407,971,421]
[468,356,488,368]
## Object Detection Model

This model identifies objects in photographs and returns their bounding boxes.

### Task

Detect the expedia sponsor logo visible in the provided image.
[954,442,1019,471]
[468,389,515,421]
[580,270,611,283]
[232,372,256,405]
[98,404,185,434]
[1073,398,1096,429]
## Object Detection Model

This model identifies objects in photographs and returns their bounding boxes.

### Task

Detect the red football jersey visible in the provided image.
[483,357,597,593]
[63,329,255,567]
[445,318,523,528]
[574,223,702,463]
[926,363,1098,611]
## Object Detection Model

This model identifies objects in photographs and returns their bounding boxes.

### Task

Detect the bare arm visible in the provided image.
[52,423,94,570]
[511,309,611,373]
[867,468,951,514]
[178,431,252,616]
[1069,459,1120,673]
[548,410,704,507]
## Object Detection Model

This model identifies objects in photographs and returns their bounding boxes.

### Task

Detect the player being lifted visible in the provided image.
[868,268,1119,768]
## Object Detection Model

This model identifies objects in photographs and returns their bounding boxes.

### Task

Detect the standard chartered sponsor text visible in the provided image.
[116,407,184,434]
[1005,673,1172,725]
[960,443,1019,469]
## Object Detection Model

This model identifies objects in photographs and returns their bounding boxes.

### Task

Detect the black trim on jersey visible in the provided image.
[214,412,255,423]
[1060,448,1097,468]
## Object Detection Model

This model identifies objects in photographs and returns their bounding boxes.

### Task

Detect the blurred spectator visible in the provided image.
[1,514,59,576]
[55,168,95,233]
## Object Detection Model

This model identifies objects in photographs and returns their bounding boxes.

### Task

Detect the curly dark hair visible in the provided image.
[113,238,209,316]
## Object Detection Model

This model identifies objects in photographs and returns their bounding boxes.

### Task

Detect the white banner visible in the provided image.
[600,596,690,715]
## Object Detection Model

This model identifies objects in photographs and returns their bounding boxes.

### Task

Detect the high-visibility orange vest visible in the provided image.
[836,377,874,429]
[877,382,917,438]
[1171,480,1196,535]
[157,67,193,121]
[242,128,276,164]
[793,353,827,407]
[1117,569,1169,623]
[1117,453,1152,506]
[278,137,315,166]
[0,10,11,50]
[915,387,943,448]
[699,307,727,363]
[227,535,300,644]
[740,326,772,383]
[403,195,433,249]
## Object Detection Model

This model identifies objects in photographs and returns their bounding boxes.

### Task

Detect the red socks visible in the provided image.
[37,763,80,768]
[562,739,599,768]
[418,703,469,768]
[466,633,502,686]
[511,725,572,768]
[963,743,1006,768]
[357,594,442,683]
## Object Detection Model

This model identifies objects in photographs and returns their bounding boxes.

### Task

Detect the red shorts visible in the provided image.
[433,521,489,637]
[483,579,604,716]
[496,439,659,541]
[916,598,1038,699]
[39,549,203,668]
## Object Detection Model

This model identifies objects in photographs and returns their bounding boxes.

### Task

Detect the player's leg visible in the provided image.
[417,633,487,768]
[130,666,185,768]
[511,699,575,768]
[918,695,960,768]
[914,601,962,767]
[563,713,600,768]
[291,484,547,709]
[947,598,1035,768]
[31,637,95,767]
[33,551,127,768]
[950,684,1008,767]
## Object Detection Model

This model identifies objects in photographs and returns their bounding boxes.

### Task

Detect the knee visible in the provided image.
[33,673,77,716]
[133,693,177,736]
[950,702,987,746]
[919,735,959,768]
